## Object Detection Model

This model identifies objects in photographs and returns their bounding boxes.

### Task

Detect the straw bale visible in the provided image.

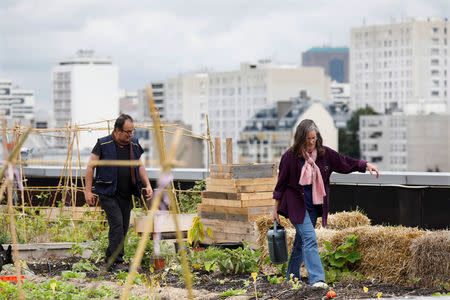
[316,227,339,252]
[316,210,371,229]
[254,213,437,287]
[323,225,426,285]
[409,230,450,289]
[255,211,369,258]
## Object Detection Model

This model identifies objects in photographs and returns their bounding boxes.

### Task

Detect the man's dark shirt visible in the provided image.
[92,140,143,198]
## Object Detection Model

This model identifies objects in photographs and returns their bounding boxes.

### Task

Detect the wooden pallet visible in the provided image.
[198,204,272,222]
[206,177,277,193]
[201,218,258,247]
[210,164,277,179]
[198,137,277,247]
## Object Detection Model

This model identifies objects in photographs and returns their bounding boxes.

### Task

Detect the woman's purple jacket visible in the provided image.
[273,146,367,227]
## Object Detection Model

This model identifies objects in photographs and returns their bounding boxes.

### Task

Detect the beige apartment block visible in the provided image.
[208,60,331,163]
[360,114,450,172]
[350,17,450,114]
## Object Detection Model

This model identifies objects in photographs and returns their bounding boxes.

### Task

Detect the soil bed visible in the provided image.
[22,257,447,299]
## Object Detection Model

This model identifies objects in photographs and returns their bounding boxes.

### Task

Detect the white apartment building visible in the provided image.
[360,114,450,171]
[52,50,119,150]
[165,73,209,134]
[350,17,450,114]
[208,60,331,162]
[0,79,34,123]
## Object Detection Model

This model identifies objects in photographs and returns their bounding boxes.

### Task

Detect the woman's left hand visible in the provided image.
[366,162,380,178]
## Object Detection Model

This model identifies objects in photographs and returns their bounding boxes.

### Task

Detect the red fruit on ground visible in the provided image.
[327,289,337,298]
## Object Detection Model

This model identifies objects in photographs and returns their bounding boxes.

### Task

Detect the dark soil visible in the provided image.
[28,257,446,299]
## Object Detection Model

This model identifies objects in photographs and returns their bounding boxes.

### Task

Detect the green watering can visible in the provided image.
[267,220,288,264]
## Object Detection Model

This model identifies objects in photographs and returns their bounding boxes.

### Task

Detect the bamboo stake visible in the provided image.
[75,126,85,196]
[206,114,214,167]
[158,110,180,214]
[46,122,73,224]
[120,86,193,300]
[14,122,27,242]
[1,113,24,300]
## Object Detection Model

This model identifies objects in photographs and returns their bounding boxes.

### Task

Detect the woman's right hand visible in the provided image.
[272,206,280,224]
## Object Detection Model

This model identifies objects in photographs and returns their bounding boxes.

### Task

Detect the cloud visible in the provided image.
[0,0,449,111]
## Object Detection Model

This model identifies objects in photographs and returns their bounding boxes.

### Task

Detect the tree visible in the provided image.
[339,106,378,159]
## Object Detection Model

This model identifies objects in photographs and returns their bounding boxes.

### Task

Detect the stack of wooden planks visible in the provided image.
[199,162,277,246]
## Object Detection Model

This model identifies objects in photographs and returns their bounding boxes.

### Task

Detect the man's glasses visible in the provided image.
[121,129,134,135]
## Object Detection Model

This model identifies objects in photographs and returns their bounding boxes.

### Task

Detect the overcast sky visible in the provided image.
[1,0,449,111]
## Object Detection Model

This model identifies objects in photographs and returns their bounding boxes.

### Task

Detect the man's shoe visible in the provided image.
[312,281,329,288]
[108,262,129,273]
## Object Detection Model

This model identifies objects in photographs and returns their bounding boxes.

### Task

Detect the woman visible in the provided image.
[272,119,379,287]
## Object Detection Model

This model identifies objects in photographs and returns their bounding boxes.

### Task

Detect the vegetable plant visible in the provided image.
[187,217,213,248]
[320,234,361,283]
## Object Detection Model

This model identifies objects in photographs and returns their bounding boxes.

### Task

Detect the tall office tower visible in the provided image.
[302,47,349,83]
[350,17,450,114]
[51,50,119,150]
[0,79,34,124]
[208,60,330,162]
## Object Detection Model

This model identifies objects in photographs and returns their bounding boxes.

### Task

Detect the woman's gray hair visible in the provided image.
[290,119,325,157]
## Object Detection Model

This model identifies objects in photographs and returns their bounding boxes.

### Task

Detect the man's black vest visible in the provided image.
[94,135,143,197]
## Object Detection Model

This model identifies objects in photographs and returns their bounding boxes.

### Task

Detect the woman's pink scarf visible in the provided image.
[299,149,326,205]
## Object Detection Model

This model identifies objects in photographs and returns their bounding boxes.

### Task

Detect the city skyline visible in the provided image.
[1,0,449,111]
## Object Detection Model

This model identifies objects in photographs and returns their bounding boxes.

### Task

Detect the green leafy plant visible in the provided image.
[88,230,109,263]
[35,191,50,201]
[262,254,289,276]
[432,292,450,296]
[71,259,99,272]
[115,271,146,285]
[288,273,302,290]
[187,216,213,248]
[0,278,117,299]
[320,234,361,283]
[267,275,285,284]
[187,246,224,272]
[220,289,247,297]
[61,270,86,281]
[123,230,154,268]
[216,243,262,275]
[178,180,205,213]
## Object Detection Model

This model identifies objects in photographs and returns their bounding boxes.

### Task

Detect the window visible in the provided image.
[432,38,439,45]
[432,27,439,34]
[431,91,439,96]
[372,157,383,163]
[431,48,440,55]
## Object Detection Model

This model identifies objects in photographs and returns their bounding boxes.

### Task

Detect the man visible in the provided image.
[85,114,153,272]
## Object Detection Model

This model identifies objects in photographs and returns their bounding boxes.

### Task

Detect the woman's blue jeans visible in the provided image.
[286,209,325,284]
